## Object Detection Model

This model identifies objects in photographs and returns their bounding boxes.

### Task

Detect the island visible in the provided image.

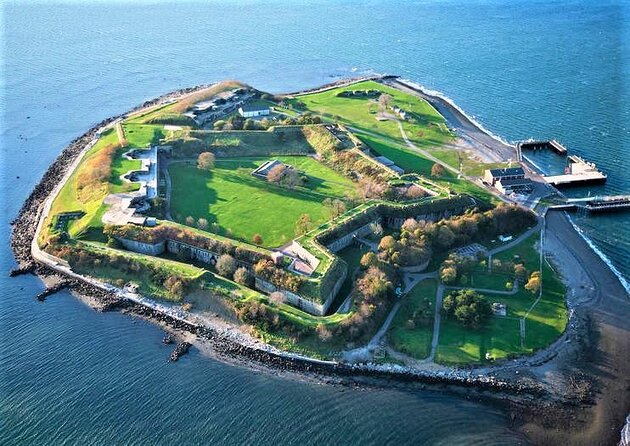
[10,75,629,444]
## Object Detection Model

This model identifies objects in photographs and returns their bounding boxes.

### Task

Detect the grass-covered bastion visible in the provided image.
[37,77,567,365]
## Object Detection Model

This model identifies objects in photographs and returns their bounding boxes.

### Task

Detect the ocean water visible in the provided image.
[1,1,627,444]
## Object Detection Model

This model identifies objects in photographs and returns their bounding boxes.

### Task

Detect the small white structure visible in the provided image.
[238,102,270,118]
[492,303,507,316]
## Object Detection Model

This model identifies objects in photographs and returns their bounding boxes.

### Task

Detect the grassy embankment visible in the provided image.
[168,156,357,248]
[436,232,567,365]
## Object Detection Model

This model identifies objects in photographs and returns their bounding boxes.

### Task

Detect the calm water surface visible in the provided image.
[1,1,628,444]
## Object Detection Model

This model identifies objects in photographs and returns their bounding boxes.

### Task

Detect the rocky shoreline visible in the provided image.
[9,78,625,444]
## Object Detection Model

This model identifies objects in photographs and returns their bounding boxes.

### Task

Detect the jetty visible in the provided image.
[548,195,630,214]
[543,155,607,187]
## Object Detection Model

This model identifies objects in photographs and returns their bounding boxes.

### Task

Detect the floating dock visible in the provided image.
[543,155,607,187]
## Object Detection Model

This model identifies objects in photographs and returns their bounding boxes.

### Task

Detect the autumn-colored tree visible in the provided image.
[431,163,446,177]
[197,151,216,170]
[197,218,209,230]
[525,271,542,294]
[378,93,392,111]
[252,234,263,245]
[185,216,195,226]
[269,291,285,305]
[267,164,287,183]
[295,214,312,236]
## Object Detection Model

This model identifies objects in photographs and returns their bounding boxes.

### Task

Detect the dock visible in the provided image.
[543,155,607,187]
[549,195,630,214]
[518,139,568,155]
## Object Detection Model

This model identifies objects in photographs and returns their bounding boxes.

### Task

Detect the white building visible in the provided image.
[238,102,270,118]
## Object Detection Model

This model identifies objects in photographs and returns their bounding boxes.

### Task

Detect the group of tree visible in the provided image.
[267,164,304,189]
[49,244,191,301]
[279,112,322,126]
[442,289,492,329]
[438,253,476,285]
[253,259,305,293]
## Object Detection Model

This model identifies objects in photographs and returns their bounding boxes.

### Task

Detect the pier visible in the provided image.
[518,139,568,155]
[543,155,607,187]
[548,195,630,214]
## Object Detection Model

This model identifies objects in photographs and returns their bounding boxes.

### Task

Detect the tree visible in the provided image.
[378,93,392,111]
[431,163,446,177]
[216,254,237,277]
[295,214,312,236]
[213,120,227,130]
[325,198,347,219]
[378,235,396,251]
[513,264,526,282]
[282,168,303,189]
[360,252,378,269]
[525,271,542,294]
[164,276,186,299]
[185,216,195,226]
[243,119,256,130]
[355,266,393,303]
[197,218,209,230]
[197,151,216,171]
[269,291,285,305]
[252,234,263,245]
[436,225,456,249]
[234,267,252,286]
[267,164,286,183]
[442,289,492,329]
[316,323,333,342]
[440,266,458,284]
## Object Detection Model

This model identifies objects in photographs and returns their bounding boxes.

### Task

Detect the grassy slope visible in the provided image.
[168,158,352,247]
[388,279,438,359]
[47,129,122,237]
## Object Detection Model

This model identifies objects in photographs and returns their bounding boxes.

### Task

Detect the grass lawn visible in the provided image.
[495,232,540,270]
[218,156,356,198]
[388,279,438,359]
[168,158,353,247]
[122,123,166,148]
[437,263,567,365]
[468,271,513,291]
[436,316,523,365]
[357,133,440,177]
[326,243,371,312]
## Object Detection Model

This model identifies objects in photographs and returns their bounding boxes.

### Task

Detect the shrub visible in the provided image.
[216,254,237,278]
[197,151,216,170]
[234,267,252,286]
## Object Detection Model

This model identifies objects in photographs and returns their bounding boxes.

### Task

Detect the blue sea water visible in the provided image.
[1,1,628,444]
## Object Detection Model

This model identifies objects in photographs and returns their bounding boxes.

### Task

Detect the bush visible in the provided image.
[197,152,215,170]
[234,267,253,286]
[215,254,237,278]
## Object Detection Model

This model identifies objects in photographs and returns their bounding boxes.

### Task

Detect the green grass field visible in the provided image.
[168,157,355,247]
[388,279,438,359]
[122,123,166,148]
[437,266,567,365]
